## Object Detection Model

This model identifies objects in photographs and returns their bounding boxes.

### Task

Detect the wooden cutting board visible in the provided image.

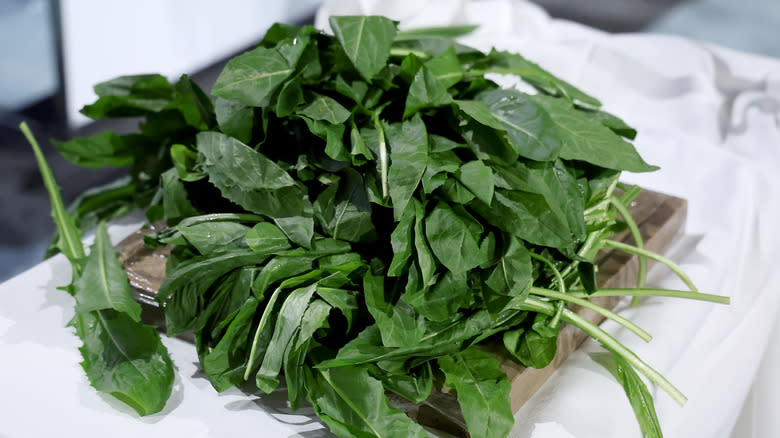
[116,189,687,436]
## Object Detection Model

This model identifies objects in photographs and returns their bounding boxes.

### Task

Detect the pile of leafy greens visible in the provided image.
[24,16,728,438]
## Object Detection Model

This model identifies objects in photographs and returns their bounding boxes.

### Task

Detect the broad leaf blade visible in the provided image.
[71,309,174,416]
[385,115,429,220]
[212,46,294,107]
[73,222,142,321]
[330,16,398,81]
[438,348,514,438]
[308,365,430,438]
[532,95,658,172]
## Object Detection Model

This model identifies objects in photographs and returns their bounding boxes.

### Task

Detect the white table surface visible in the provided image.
[3,1,780,437]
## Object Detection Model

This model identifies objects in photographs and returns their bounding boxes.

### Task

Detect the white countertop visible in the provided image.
[2,1,780,437]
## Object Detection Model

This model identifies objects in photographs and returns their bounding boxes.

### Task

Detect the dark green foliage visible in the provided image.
[27,16,691,438]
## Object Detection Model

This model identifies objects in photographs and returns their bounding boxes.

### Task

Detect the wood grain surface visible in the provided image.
[116,189,687,436]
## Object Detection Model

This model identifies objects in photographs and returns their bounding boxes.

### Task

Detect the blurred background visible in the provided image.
[1,0,779,282]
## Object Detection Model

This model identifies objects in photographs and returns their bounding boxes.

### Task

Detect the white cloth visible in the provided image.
[316,1,780,437]
[2,1,779,437]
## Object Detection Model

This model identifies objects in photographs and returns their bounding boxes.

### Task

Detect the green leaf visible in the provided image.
[298,94,351,124]
[158,250,268,336]
[385,115,429,219]
[256,284,318,393]
[170,74,216,130]
[286,299,332,410]
[329,16,398,81]
[73,222,142,321]
[369,362,433,404]
[44,176,136,259]
[404,66,453,118]
[596,353,664,438]
[215,98,254,143]
[364,271,425,348]
[412,200,437,286]
[245,222,292,253]
[52,132,134,169]
[71,309,174,416]
[438,348,514,438]
[212,46,294,107]
[302,117,349,162]
[479,50,600,109]
[503,314,559,368]
[583,109,637,139]
[197,132,313,247]
[387,204,415,276]
[307,365,430,438]
[178,221,250,255]
[403,270,474,322]
[275,75,305,117]
[170,144,204,182]
[455,99,505,131]
[485,235,532,299]
[251,256,314,299]
[475,88,562,161]
[161,168,199,224]
[394,24,478,40]
[474,189,572,247]
[21,122,85,265]
[80,74,173,119]
[313,168,376,243]
[456,160,494,204]
[532,95,658,172]
[425,202,482,274]
[202,296,259,392]
[424,46,463,88]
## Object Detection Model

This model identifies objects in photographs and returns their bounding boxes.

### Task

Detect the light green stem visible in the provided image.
[530,287,652,342]
[519,297,687,406]
[609,195,647,306]
[530,252,566,328]
[568,288,728,304]
[602,240,698,292]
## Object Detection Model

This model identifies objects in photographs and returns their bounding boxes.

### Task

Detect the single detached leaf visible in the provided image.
[73,222,142,321]
[307,365,430,438]
[212,46,294,107]
[71,309,174,416]
[425,202,482,274]
[385,115,429,219]
[476,88,562,161]
[21,122,85,264]
[532,95,658,172]
[329,16,398,81]
[438,348,514,438]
